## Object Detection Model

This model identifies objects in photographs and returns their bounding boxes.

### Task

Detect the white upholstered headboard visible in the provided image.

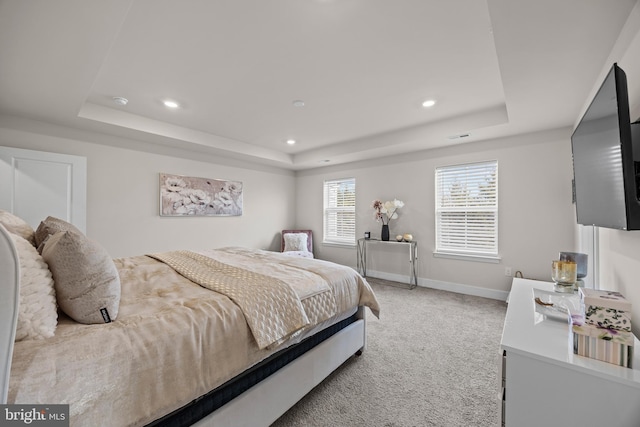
[0,224,20,403]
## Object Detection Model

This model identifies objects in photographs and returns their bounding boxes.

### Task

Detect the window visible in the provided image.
[323,178,356,245]
[435,161,498,259]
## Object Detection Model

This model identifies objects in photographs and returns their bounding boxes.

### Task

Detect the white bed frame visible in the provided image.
[195,311,366,427]
[0,225,20,404]
[0,224,367,426]
[0,225,20,403]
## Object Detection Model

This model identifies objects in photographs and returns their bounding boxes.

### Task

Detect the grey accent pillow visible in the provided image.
[34,216,83,251]
[0,209,36,246]
[41,230,120,324]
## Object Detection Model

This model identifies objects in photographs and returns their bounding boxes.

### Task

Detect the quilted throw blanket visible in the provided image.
[148,249,336,349]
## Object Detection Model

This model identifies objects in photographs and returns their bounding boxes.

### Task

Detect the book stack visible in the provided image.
[571,288,633,368]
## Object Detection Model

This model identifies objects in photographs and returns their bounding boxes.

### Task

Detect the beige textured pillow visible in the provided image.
[41,230,120,324]
[34,216,83,251]
[9,233,57,341]
[284,233,309,252]
[0,209,36,246]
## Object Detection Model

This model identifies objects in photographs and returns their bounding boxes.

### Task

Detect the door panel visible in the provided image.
[0,147,86,233]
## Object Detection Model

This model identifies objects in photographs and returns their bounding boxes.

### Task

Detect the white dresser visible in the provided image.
[500,278,640,426]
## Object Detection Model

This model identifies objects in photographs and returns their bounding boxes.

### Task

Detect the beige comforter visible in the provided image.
[149,249,337,349]
[8,248,379,427]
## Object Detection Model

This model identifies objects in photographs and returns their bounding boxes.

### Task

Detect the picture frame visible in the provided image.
[159,173,243,217]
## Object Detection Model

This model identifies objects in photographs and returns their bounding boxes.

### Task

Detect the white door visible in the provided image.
[0,146,87,233]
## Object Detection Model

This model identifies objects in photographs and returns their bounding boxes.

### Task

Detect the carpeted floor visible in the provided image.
[270,278,508,427]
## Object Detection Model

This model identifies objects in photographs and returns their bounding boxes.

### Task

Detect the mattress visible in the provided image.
[8,248,379,427]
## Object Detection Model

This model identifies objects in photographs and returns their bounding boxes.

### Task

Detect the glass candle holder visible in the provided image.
[552,260,577,293]
[560,252,588,288]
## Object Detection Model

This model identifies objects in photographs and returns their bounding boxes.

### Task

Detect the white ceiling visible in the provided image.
[0,0,637,170]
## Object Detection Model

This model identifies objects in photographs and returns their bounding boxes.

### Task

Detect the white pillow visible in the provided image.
[10,233,58,341]
[284,233,309,252]
[41,230,120,324]
[0,210,36,246]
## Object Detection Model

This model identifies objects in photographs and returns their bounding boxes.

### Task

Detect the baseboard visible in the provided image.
[419,278,509,301]
[364,270,509,301]
[364,270,414,287]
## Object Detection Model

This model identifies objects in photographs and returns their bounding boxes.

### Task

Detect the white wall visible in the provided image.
[1,115,578,301]
[0,118,296,258]
[296,127,576,299]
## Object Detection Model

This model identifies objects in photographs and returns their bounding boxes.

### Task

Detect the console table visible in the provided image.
[500,278,640,426]
[356,238,417,289]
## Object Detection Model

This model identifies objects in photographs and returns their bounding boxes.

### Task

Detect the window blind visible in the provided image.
[323,178,356,245]
[435,161,498,256]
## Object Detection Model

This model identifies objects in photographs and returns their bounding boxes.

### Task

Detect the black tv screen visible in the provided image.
[571,63,640,230]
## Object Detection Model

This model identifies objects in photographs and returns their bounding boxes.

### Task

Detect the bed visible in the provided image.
[0,213,380,427]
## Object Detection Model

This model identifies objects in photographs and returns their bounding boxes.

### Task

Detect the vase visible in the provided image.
[381,224,389,241]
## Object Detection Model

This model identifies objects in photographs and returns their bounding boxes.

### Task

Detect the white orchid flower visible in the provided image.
[373,198,404,224]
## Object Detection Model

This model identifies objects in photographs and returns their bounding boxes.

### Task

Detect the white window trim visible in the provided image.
[323,177,356,247]
[434,160,499,259]
[322,241,357,248]
[433,251,501,263]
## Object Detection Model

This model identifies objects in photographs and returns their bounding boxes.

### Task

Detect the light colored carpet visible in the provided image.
[270,278,508,427]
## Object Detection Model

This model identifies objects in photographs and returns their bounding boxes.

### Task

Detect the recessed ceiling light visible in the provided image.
[286,139,296,145]
[112,96,128,106]
[163,100,180,109]
[422,99,436,108]
[292,100,305,107]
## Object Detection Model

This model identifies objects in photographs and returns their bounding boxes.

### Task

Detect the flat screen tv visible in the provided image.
[571,63,640,230]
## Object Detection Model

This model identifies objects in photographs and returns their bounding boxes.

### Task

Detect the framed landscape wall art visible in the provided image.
[159,173,243,217]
